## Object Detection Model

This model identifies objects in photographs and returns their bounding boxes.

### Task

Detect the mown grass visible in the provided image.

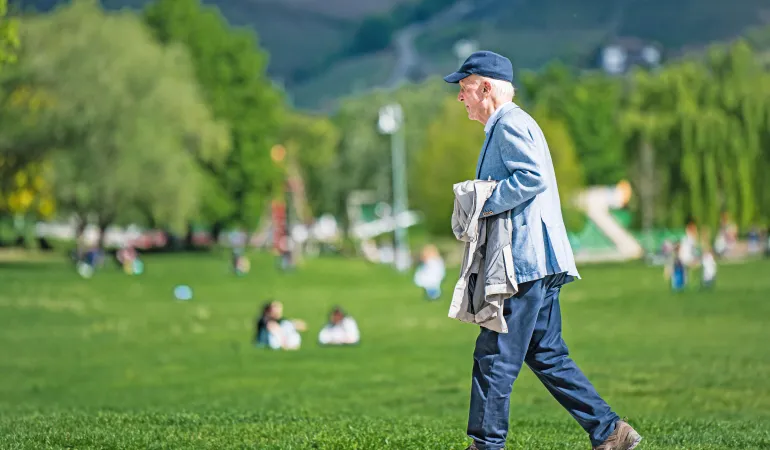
[1,252,769,449]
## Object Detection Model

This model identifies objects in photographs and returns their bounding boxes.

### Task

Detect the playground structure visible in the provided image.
[573,181,645,263]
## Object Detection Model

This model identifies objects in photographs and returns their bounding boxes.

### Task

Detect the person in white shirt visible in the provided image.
[254,300,306,350]
[414,244,446,300]
[318,306,360,346]
[701,250,717,289]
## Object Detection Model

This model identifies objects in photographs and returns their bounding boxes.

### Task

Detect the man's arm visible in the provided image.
[481,119,546,217]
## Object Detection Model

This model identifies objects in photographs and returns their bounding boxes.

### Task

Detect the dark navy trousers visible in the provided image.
[467,272,619,449]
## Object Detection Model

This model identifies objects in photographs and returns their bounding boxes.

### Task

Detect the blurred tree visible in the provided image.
[11,0,229,245]
[326,77,451,229]
[531,107,586,232]
[0,161,55,220]
[0,0,18,69]
[328,99,391,229]
[411,96,480,236]
[0,83,52,198]
[279,112,340,220]
[622,39,770,231]
[620,67,677,233]
[145,0,284,236]
[0,13,51,246]
[521,62,626,185]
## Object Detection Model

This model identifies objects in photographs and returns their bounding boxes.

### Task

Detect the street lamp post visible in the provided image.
[378,103,411,272]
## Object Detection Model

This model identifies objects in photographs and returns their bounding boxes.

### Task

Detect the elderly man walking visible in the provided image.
[444,51,642,450]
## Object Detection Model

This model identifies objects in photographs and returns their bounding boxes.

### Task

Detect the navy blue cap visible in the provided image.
[444,50,513,84]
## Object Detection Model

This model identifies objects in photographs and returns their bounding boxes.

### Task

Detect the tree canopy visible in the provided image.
[3,0,228,238]
[623,40,770,231]
[145,0,285,231]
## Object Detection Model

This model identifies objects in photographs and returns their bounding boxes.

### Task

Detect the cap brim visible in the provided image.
[443,71,469,83]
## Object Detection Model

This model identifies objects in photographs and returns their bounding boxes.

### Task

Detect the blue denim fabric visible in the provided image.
[468,272,619,449]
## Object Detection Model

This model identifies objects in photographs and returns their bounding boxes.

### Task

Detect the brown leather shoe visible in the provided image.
[465,444,479,450]
[593,420,642,450]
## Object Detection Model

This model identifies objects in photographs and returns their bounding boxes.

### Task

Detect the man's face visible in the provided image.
[457,75,487,123]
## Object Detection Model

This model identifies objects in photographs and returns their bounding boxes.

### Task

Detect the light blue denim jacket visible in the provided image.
[477,103,580,284]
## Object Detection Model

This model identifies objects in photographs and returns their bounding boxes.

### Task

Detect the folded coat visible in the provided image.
[449,180,518,333]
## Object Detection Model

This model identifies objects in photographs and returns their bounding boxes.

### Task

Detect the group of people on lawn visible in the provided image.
[254,300,360,350]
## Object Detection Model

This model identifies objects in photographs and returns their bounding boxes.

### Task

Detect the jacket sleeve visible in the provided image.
[481,118,546,217]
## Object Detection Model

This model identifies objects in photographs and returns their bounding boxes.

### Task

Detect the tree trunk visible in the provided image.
[12,214,27,248]
[211,221,224,245]
[97,216,113,250]
[98,224,108,250]
[75,217,88,256]
[184,222,194,249]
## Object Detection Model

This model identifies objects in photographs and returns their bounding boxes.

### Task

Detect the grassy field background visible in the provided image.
[1,252,769,449]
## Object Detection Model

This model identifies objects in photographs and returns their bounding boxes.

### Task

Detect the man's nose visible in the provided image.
[457,91,464,102]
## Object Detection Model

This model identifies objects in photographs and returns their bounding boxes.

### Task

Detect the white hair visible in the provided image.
[485,77,515,101]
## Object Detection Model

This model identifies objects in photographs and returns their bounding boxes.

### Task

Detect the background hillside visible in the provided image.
[12,0,770,109]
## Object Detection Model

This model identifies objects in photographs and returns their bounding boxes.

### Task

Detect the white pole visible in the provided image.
[379,104,411,272]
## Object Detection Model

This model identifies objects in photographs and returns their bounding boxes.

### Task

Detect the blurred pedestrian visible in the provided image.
[413,244,446,300]
[669,243,687,292]
[701,249,717,289]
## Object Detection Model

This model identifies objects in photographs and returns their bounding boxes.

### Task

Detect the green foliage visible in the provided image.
[622,40,770,231]
[412,96,482,236]
[349,16,392,54]
[0,84,52,194]
[144,0,285,230]
[280,112,341,219]
[0,0,19,69]
[1,255,770,448]
[324,78,452,225]
[531,109,586,233]
[521,63,626,186]
[0,160,55,219]
[10,0,228,234]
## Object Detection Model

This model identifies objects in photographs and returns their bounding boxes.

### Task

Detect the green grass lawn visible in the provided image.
[1,252,769,449]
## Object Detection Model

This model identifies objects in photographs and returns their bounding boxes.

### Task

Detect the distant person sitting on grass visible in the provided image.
[254,300,307,350]
[318,306,360,346]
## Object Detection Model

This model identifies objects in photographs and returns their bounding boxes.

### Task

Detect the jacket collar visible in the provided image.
[476,103,519,177]
[484,102,516,134]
